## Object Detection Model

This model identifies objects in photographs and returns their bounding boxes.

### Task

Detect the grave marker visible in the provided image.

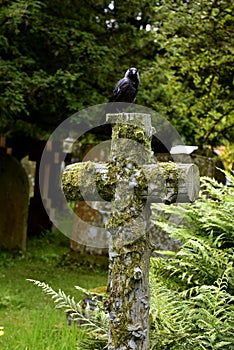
[62,113,199,350]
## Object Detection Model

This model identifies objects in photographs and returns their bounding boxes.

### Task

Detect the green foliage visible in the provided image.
[150,268,234,349]
[1,0,232,148]
[150,173,234,349]
[139,0,234,147]
[0,0,154,139]
[28,279,109,349]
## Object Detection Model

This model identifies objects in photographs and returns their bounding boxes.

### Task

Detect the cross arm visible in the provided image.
[62,161,199,204]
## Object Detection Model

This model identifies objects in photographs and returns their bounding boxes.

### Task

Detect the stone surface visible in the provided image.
[0,150,29,250]
[62,113,200,350]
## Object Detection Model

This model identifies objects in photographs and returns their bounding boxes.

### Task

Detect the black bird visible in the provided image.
[99,67,140,125]
[109,67,140,103]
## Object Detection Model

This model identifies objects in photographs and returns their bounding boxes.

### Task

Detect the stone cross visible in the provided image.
[62,113,199,350]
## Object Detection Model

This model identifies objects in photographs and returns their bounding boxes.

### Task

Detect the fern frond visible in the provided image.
[150,173,234,349]
[27,279,109,338]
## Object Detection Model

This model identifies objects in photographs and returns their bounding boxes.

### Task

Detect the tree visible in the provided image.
[0,0,154,140]
[138,0,234,148]
[1,0,233,148]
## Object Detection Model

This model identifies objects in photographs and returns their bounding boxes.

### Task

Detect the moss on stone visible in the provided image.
[96,163,116,201]
[62,162,95,201]
[108,237,149,348]
[113,123,151,150]
[161,161,179,204]
[106,159,147,229]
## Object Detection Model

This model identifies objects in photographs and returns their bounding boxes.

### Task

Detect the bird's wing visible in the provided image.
[110,77,130,102]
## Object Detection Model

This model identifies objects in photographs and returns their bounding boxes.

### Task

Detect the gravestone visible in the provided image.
[0,149,29,250]
[62,113,199,350]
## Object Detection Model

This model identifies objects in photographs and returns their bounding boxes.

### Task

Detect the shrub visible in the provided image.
[150,172,234,349]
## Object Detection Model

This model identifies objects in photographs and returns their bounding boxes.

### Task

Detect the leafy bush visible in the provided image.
[150,173,234,349]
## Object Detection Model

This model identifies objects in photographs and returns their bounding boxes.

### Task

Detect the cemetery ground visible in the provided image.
[0,173,233,349]
[0,230,108,350]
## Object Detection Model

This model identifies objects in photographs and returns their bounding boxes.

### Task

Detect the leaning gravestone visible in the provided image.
[62,113,200,350]
[0,150,29,250]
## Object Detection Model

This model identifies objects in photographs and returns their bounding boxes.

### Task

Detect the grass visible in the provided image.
[0,231,108,350]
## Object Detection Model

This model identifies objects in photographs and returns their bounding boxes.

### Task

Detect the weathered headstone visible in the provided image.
[62,113,199,350]
[71,140,111,255]
[0,149,29,250]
